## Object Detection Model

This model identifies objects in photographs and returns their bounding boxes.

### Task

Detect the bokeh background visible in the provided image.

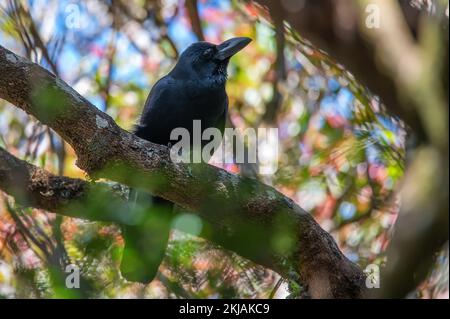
[0,0,448,298]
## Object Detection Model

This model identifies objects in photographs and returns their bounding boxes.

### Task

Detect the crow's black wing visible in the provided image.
[134,76,179,145]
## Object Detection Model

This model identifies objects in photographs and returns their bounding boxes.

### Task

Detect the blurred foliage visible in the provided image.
[0,0,447,298]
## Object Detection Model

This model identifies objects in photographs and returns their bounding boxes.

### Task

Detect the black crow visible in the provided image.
[121,37,251,283]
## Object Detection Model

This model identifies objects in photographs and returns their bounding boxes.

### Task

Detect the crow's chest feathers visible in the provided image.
[183,80,227,118]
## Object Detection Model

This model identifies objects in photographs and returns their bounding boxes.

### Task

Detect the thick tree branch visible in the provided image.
[0,45,365,298]
[0,147,85,212]
[0,146,136,224]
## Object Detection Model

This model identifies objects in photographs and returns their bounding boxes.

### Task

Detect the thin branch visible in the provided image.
[101,31,117,110]
[262,6,286,123]
[185,0,205,41]
[268,276,284,299]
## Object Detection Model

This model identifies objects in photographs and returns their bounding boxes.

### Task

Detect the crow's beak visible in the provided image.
[215,37,252,61]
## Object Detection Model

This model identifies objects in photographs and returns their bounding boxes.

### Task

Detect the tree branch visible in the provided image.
[0,45,365,298]
[185,0,205,41]
[0,146,85,213]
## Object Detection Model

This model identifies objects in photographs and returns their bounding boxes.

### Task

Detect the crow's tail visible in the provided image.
[120,191,174,283]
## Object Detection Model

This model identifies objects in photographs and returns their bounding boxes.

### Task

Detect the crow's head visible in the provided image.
[172,37,251,85]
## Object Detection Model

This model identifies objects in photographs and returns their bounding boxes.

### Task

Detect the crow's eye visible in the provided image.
[203,48,214,59]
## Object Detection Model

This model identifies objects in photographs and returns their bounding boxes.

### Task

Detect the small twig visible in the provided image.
[185,0,205,41]
[269,276,284,299]
[101,31,117,110]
